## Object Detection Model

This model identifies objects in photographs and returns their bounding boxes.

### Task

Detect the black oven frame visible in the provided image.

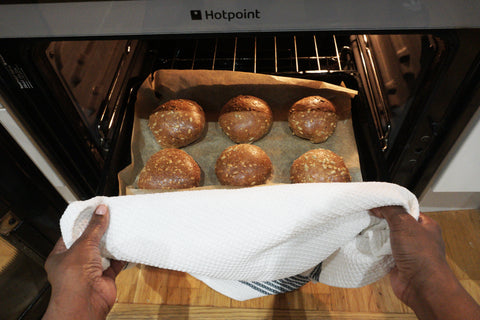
[1,28,480,319]
[2,29,480,196]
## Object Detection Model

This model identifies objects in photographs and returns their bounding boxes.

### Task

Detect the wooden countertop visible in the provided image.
[108,210,480,319]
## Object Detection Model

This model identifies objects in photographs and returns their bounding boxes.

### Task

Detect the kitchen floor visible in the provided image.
[108,210,480,319]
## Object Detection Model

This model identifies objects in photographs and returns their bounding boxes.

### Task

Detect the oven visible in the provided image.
[1,1,480,319]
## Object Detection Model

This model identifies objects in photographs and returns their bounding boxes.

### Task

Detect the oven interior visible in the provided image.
[2,30,477,320]
[42,32,437,187]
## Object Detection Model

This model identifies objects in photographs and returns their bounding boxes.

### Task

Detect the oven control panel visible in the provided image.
[1,0,480,38]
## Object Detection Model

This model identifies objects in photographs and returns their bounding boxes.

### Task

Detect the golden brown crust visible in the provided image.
[148,99,206,148]
[219,95,273,143]
[289,96,336,113]
[288,96,337,143]
[215,144,273,186]
[290,149,351,183]
[138,149,201,190]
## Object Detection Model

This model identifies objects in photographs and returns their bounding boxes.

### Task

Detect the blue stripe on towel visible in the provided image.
[277,276,308,288]
[239,274,310,296]
[239,280,272,295]
[253,281,289,294]
[290,275,310,285]
[308,263,323,281]
[272,279,298,291]
[240,280,282,294]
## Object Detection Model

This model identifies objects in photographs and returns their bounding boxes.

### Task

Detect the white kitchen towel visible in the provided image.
[60,182,419,301]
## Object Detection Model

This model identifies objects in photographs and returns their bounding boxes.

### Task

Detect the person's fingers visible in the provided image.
[103,266,117,280]
[78,204,110,246]
[370,206,417,228]
[103,260,126,280]
[49,237,67,256]
[416,213,443,238]
[109,260,127,276]
[417,213,445,248]
[45,238,68,273]
[417,213,436,227]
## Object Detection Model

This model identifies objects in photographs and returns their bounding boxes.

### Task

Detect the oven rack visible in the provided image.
[147,33,390,153]
[150,34,356,74]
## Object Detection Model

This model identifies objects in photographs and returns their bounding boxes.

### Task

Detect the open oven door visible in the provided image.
[0,122,65,319]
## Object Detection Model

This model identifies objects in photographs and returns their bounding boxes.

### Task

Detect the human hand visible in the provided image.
[370,206,448,304]
[371,206,480,320]
[42,205,125,320]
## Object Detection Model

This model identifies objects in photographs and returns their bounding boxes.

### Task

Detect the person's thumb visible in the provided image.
[371,206,417,230]
[79,204,110,246]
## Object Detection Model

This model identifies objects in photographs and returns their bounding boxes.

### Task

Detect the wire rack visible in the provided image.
[150,34,355,74]
[147,34,395,153]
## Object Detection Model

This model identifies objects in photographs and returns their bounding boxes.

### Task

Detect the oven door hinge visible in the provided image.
[0,211,22,236]
[350,35,392,152]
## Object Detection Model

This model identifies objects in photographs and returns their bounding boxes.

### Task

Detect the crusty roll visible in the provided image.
[290,149,351,183]
[288,96,337,143]
[215,144,273,186]
[148,99,206,148]
[219,95,273,143]
[138,148,201,190]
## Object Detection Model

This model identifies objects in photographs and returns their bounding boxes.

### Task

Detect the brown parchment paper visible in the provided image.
[118,70,361,195]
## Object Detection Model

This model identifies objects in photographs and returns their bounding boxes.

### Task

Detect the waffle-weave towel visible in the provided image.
[60,182,419,300]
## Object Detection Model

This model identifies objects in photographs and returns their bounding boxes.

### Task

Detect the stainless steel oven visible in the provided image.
[1,1,480,319]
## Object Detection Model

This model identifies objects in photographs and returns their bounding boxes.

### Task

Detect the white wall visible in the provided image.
[420,106,480,211]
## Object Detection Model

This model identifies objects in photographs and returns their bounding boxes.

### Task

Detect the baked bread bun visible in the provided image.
[138,149,201,190]
[219,95,273,143]
[290,149,351,183]
[288,96,337,143]
[215,144,273,186]
[149,99,205,148]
